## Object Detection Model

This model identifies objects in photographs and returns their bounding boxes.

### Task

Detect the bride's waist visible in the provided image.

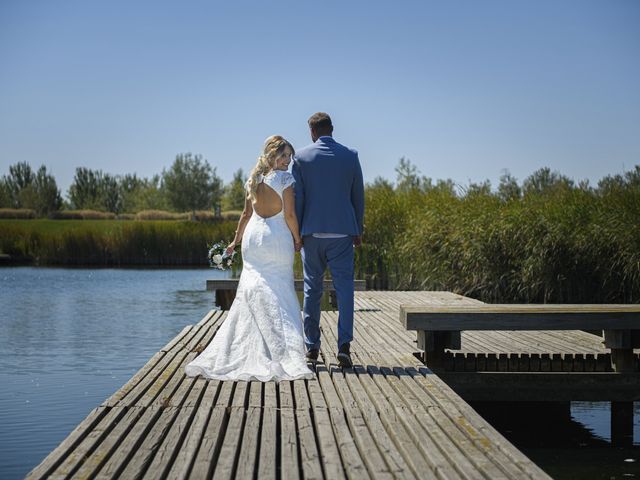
[250,214,287,225]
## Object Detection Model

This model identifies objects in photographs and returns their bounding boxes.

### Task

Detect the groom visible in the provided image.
[292,112,365,368]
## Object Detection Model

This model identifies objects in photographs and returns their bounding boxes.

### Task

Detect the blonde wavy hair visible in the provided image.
[246,135,295,201]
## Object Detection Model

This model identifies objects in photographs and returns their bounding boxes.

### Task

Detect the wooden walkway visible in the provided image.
[28,291,552,479]
[357,291,640,373]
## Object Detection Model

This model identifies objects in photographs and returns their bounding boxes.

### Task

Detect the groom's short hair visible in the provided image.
[308,112,333,131]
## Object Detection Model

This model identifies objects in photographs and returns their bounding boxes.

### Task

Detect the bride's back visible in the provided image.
[252,182,283,218]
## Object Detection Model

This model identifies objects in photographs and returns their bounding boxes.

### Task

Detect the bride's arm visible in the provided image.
[226,195,253,255]
[283,186,302,251]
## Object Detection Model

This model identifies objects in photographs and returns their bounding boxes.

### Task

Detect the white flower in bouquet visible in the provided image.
[207,241,237,270]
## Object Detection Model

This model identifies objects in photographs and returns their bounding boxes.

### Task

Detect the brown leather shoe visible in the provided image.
[337,343,352,368]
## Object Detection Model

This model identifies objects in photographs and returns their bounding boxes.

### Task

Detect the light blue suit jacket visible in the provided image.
[292,137,364,236]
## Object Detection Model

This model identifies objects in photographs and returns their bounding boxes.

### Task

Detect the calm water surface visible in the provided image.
[0,267,638,479]
[0,267,227,479]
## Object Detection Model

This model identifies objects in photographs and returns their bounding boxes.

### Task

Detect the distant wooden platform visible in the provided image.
[207,278,367,310]
[28,291,551,479]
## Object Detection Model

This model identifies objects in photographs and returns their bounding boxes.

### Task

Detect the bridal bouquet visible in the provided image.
[207,241,237,270]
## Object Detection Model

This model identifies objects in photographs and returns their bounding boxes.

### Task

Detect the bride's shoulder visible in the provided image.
[275,170,295,188]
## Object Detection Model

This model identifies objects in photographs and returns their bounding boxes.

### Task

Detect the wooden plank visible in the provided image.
[330,306,548,478]
[293,380,324,480]
[45,407,129,479]
[315,363,369,479]
[95,406,162,479]
[189,383,232,480]
[71,406,146,479]
[257,382,277,480]
[409,366,551,479]
[143,374,211,478]
[320,317,404,479]
[402,304,640,331]
[438,372,640,401]
[26,407,108,479]
[103,352,166,407]
[161,325,195,353]
[117,407,179,479]
[213,416,246,479]
[212,382,248,480]
[162,381,219,480]
[278,381,301,480]
[235,383,263,479]
[113,316,220,408]
[306,371,347,479]
[328,314,475,479]
[322,316,419,479]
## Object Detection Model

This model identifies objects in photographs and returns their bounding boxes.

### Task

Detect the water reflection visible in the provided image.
[472,401,640,479]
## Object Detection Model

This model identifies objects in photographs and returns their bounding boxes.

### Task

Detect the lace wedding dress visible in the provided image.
[185,170,314,382]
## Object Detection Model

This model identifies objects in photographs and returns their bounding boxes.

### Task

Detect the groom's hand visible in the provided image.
[353,235,362,247]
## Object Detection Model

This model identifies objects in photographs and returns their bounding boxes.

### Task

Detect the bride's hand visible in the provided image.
[225,242,236,256]
[294,238,303,252]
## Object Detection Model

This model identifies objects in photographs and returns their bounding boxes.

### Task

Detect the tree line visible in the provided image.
[1,153,637,217]
[0,153,247,216]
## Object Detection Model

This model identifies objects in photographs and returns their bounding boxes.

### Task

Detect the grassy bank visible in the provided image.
[0,219,236,265]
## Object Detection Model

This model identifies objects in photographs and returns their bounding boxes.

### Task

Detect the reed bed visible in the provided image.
[134,210,190,221]
[2,177,638,304]
[357,182,640,303]
[0,208,37,219]
[0,219,235,265]
[50,210,117,220]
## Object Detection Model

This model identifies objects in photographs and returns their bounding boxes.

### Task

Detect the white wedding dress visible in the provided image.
[185,170,314,382]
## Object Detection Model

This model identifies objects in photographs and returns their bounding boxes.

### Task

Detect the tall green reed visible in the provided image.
[359,178,640,303]
[0,219,235,265]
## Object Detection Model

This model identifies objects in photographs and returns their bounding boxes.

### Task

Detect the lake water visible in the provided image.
[0,267,226,479]
[0,267,638,479]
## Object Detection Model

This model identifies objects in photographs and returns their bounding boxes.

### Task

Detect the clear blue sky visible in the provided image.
[1,0,639,195]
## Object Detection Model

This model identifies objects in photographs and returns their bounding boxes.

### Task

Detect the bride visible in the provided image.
[185,135,314,382]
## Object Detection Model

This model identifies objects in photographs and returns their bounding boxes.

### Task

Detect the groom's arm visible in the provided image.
[292,159,304,230]
[351,153,365,236]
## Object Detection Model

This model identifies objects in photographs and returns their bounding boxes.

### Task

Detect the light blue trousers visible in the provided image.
[301,235,354,351]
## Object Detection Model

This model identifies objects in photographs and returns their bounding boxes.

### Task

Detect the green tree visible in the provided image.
[101,173,120,213]
[0,178,11,207]
[118,173,145,213]
[128,175,170,212]
[1,162,62,214]
[32,166,63,214]
[222,168,247,211]
[68,167,122,212]
[4,162,35,207]
[68,167,103,210]
[162,153,223,212]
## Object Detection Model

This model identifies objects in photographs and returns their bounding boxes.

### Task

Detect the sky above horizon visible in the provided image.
[1,1,639,196]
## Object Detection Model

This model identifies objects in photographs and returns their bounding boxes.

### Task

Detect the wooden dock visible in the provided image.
[28,291,557,479]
